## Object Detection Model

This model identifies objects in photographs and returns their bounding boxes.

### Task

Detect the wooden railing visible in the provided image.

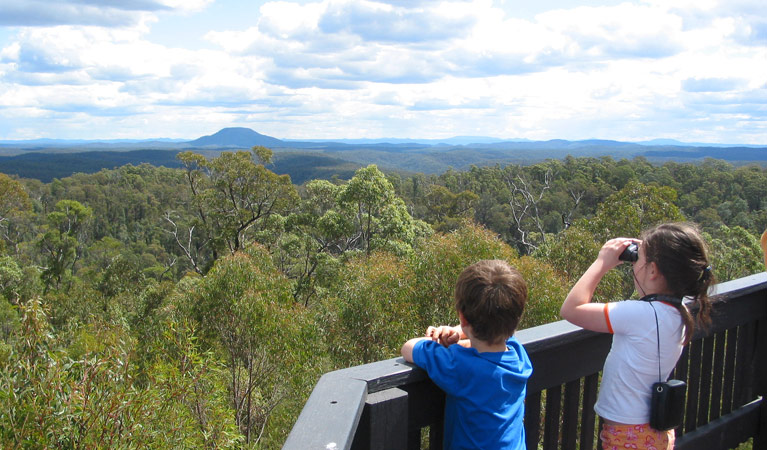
[285,273,767,450]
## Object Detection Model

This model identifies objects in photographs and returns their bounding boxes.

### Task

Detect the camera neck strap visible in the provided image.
[641,294,684,306]
[648,302,662,383]
[640,294,684,381]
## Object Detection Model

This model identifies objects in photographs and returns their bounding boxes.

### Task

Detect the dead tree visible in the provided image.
[504,169,552,253]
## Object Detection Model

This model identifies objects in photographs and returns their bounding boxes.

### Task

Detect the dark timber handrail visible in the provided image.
[285,273,767,450]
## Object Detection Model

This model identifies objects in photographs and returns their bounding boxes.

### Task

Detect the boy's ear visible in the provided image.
[458,311,469,328]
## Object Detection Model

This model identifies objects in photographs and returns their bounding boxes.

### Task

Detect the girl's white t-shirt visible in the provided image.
[593,300,685,424]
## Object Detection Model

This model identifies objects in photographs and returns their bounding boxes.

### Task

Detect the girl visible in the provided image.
[560,223,714,450]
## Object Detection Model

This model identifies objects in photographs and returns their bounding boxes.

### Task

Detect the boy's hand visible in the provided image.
[425,325,462,347]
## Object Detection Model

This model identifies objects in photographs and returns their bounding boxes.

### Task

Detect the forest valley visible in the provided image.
[0,146,765,448]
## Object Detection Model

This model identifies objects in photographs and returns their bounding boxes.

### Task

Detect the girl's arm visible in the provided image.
[560,238,633,333]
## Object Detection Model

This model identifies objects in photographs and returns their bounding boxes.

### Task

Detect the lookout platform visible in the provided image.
[286,272,767,450]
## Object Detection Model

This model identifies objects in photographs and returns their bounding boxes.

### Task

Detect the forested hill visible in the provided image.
[1,127,765,183]
[1,153,766,448]
[0,149,362,184]
[0,150,182,183]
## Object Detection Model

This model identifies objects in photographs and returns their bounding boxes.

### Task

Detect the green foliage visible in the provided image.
[704,225,763,282]
[37,200,93,291]
[322,251,417,365]
[0,255,23,303]
[409,221,518,328]
[534,225,626,302]
[514,255,570,329]
[252,145,274,165]
[338,164,426,255]
[174,150,299,275]
[144,319,243,449]
[585,180,684,242]
[0,295,19,345]
[180,244,321,447]
[0,172,33,253]
[422,185,479,232]
[279,166,430,305]
[0,299,242,449]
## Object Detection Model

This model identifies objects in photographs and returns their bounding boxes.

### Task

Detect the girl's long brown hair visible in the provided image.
[642,223,715,345]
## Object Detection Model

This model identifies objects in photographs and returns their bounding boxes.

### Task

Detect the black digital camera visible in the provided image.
[619,242,638,262]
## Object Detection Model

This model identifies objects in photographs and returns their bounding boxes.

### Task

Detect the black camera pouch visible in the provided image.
[650,379,686,431]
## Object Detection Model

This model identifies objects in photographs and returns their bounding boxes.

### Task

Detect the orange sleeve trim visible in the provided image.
[603,303,614,334]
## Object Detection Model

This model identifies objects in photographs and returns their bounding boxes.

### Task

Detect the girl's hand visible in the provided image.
[425,325,463,347]
[597,238,639,270]
[560,237,640,333]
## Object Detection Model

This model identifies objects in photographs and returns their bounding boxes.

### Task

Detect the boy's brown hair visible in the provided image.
[454,260,527,345]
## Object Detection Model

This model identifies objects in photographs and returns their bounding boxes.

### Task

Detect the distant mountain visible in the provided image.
[284,136,520,146]
[187,127,285,148]
[2,127,766,183]
[636,138,766,148]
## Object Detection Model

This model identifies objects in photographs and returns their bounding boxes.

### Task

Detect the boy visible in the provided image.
[401,259,532,450]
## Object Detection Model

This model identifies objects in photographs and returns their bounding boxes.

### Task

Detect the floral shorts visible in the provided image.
[600,423,675,450]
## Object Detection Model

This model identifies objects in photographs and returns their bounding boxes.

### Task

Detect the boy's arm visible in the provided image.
[401,337,428,363]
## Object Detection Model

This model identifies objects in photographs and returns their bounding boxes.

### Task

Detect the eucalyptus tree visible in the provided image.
[0,173,33,255]
[278,165,431,305]
[422,185,479,232]
[172,147,298,274]
[37,200,93,291]
[704,225,763,282]
[181,244,317,446]
[584,180,684,243]
[337,164,425,255]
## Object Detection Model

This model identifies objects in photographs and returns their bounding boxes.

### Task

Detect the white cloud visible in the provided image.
[0,0,213,27]
[0,0,764,143]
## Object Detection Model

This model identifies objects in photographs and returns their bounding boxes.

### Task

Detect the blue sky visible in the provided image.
[0,0,765,144]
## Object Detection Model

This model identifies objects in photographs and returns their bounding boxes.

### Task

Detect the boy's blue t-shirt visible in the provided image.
[412,336,532,450]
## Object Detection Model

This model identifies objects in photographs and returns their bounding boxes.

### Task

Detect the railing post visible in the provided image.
[351,388,409,450]
[283,374,367,450]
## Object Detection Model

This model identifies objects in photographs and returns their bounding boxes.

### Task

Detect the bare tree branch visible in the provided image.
[504,169,552,253]
[164,212,203,275]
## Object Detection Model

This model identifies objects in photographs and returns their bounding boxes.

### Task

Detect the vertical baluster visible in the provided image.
[579,373,599,450]
[733,324,749,409]
[738,321,757,406]
[562,379,581,450]
[698,334,715,425]
[722,326,738,415]
[709,330,726,421]
[525,391,542,450]
[543,385,562,450]
[675,345,689,437]
[684,338,703,431]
